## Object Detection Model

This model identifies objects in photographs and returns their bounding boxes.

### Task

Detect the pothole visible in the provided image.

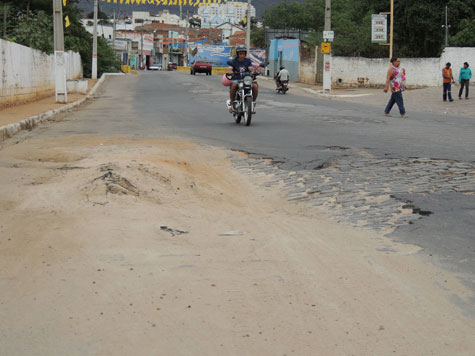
[93,170,139,196]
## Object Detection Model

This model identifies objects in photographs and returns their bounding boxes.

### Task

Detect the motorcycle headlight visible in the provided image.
[243,76,253,86]
[239,82,244,88]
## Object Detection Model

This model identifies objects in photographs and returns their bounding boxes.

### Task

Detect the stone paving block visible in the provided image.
[288,194,309,201]
[310,200,325,206]
[240,154,475,232]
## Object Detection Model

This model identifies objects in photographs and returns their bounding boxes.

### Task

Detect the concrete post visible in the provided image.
[314,45,319,84]
[323,0,332,93]
[53,0,67,103]
[389,0,393,60]
[185,12,189,67]
[3,5,7,39]
[140,30,144,69]
[92,0,98,79]
[112,10,116,50]
[246,0,251,53]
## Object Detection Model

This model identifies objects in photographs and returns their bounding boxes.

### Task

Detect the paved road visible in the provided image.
[47,71,475,310]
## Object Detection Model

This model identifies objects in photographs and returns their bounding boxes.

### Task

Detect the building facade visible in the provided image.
[198,2,255,28]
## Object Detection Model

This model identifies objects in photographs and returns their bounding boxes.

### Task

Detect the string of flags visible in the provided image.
[62,0,247,28]
[99,0,248,6]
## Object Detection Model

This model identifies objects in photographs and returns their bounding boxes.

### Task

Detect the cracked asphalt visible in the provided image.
[31,71,475,298]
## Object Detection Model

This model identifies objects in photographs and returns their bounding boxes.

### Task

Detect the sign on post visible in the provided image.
[323,30,334,42]
[371,14,387,43]
[321,42,331,54]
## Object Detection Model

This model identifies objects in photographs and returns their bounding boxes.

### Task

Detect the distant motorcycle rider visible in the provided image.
[226,45,258,113]
[275,65,289,89]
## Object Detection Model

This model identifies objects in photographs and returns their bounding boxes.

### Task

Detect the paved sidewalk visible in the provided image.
[0,78,104,142]
[259,77,475,118]
[0,93,87,128]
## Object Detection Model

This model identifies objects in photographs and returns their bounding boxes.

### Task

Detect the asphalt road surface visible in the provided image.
[55,71,475,312]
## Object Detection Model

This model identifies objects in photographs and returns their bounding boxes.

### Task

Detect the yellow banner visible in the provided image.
[65,15,70,27]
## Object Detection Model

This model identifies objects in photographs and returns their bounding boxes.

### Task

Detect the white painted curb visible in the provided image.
[0,73,124,142]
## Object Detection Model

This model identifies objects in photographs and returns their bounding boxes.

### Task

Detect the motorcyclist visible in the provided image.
[226,45,258,113]
[275,65,290,89]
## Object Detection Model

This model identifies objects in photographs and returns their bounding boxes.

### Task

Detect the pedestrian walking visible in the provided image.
[384,57,408,118]
[442,62,454,102]
[458,62,471,99]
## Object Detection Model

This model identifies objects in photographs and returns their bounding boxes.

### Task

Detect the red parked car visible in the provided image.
[167,62,177,71]
[190,60,212,75]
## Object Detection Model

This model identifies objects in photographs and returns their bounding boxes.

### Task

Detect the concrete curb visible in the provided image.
[302,88,372,98]
[258,76,373,98]
[0,73,123,143]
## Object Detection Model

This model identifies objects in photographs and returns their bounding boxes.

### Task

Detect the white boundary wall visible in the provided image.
[0,39,83,107]
[331,47,475,88]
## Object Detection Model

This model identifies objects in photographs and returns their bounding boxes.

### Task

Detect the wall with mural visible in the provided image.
[188,44,266,67]
[269,39,300,80]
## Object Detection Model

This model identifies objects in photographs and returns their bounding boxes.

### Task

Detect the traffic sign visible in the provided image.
[321,42,331,54]
[323,31,334,42]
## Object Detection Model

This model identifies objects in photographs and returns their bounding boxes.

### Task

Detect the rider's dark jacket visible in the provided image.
[230,58,253,80]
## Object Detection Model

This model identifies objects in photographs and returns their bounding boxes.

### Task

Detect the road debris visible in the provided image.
[160,226,188,236]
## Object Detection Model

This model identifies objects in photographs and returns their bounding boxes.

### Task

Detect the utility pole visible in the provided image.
[112,10,116,50]
[53,0,67,103]
[3,4,7,38]
[140,29,144,70]
[443,5,450,47]
[245,0,251,53]
[92,0,98,79]
[389,0,393,60]
[185,11,189,67]
[322,0,331,93]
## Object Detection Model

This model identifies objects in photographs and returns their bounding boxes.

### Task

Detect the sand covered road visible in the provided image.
[0,135,474,355]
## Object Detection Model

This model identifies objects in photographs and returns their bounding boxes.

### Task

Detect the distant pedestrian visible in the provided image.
[458,62,472,99]
[442,62,454,102]
[384,57,408,118]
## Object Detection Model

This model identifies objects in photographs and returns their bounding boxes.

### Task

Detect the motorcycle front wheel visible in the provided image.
[243,96,252,126]
[234,113,242,124]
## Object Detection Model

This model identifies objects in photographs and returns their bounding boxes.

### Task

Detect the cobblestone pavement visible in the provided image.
[228,150,475,233]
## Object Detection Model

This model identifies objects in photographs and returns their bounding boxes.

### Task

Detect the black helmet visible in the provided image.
[280,65,285,70]
[236,45,247,54]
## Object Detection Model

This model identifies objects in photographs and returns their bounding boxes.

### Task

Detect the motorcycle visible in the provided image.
[225,61,264,126]
[276,80,289,94]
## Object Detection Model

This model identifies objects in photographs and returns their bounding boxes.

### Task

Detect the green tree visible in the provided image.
[251,25,266,48]
[9,10,54,53]
[262,1,315,31]
[64,1,121,77]
[450,18,475,47]
[189,16,201,28]
[261,0,475,58]
[2,0,121,77]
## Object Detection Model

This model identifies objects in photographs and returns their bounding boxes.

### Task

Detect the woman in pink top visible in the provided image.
[384,57,408,118]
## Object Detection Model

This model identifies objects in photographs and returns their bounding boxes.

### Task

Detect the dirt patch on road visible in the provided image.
[0,136,474,355]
